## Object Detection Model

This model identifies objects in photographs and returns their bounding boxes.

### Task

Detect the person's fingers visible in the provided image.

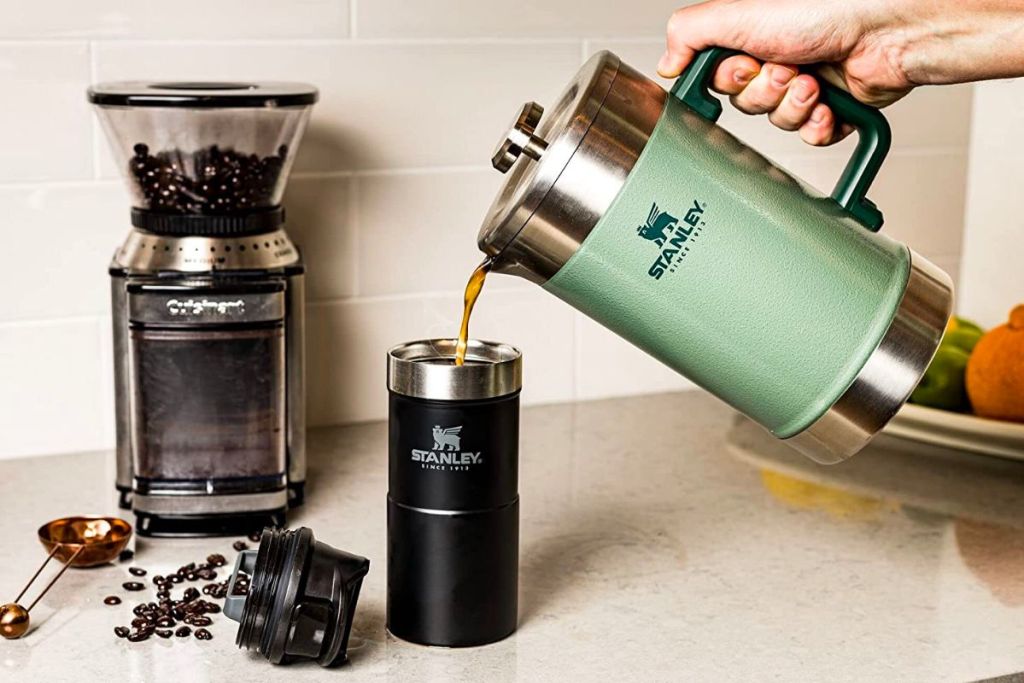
[767,74,819,131]
[729,63,796,115]
[798,103,837,146]
[710,55,762,95]
[658,1,730,78]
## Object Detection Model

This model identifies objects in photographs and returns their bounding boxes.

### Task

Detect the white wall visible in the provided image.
[0,1,972,459]
[959,79,1024,329]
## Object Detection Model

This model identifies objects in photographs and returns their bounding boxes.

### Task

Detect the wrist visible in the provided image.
[883,0,1024,84]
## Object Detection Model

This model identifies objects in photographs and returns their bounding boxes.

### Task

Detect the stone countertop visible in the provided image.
[2,391,1023,682]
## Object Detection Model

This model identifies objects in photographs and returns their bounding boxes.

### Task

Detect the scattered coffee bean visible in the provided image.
[114,626,130,638]
[122,582,145,592]
[168,574,183,584]
[232,541,249,552]
[175,626,191,638]
[156,590,170,600]
[104,596,122,606]
[127,631,151,642]
[118,549,134,562]
[156,629,173,639]
[197,568,217,581]
[194,628,213,641]
[155,615,176,628]
[128,567,147,577]
[185,615,212,627]
[132,604,150,617]
[247,532,262,543]
[206,554,227,567]
[182,587,200,602]
[131,617,152,628]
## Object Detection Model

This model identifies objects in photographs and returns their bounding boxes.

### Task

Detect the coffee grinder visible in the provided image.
[88,82,317,536]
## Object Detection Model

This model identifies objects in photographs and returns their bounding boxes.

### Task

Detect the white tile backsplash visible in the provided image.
[2,183,126,323]
[0,42,94,182]
[283,175,357,302]
[0,1,977,455]
[0,318,106,459]
[93,41,582,173]
[3,0,350,40]
[307,289,575,426]
[355,169,526,297]
[357,0,682,38]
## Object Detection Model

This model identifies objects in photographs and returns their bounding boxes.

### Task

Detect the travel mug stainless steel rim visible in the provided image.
[386,339,522,647]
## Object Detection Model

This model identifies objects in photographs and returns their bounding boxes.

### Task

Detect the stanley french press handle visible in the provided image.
[670,47,891,231]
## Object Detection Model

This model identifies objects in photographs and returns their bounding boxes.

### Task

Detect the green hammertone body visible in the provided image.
[544,98,910,438]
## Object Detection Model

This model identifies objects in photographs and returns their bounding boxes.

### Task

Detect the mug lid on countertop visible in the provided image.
[387,339,522,401]
[87,81,319,108]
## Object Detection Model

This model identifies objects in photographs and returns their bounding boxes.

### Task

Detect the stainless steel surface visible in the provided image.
[110,277,132,493]
[478,51,666,284]
[127,289,285,325]
[132,490,288,515]
[491,102,548,173]
[786,250,954,464]
[114,228,299,273]
[110,228,306,524]
[286,272,307,487]
[387,339,522,401]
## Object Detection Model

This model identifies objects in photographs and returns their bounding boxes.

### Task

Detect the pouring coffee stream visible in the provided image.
[454,257,493,366]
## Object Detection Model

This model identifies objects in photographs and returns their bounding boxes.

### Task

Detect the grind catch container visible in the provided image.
[478,48,953,464]
[387,339,522,647]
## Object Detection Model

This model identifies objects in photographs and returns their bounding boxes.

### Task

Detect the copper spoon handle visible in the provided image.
[13,546,59,604]
[16,545,84,613]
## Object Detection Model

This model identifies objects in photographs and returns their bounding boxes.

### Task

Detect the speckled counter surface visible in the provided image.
[2,391,1023,682]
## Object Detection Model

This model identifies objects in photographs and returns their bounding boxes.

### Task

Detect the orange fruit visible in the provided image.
[965,304,1024,422]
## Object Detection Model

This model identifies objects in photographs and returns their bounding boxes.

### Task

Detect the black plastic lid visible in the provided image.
[87,81,319,108]
[131,207,285,237]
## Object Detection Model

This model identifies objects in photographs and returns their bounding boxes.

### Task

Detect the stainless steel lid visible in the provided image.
[387,339,522,401]
[477,51,666,284]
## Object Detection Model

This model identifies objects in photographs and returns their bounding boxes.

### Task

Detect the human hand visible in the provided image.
[657,0,920,145]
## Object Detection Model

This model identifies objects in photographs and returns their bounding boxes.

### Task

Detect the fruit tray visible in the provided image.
[885,403,1024,462]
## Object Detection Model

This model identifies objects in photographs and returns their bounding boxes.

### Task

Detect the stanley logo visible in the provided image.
[411,425,482,471]
[638,200,707,280]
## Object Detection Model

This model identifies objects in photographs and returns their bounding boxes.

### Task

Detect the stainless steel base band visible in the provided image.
[132,490,288,515]
[785,250,953,464]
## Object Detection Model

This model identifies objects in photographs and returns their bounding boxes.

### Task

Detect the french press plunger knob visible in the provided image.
[491,101,548,173]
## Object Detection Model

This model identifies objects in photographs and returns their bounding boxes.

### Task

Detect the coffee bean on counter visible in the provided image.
[185,615,212,627]
[155,615,176,628]
[194,628,213,641]
[132,603,150,616]
[118,549,134,562]
[131,617,152,628]
[175,626,191,638]
[151,575,164,584]
[168,574,183,584]
[156,629,173,639]
[232,541,249,552]
[122,582,145,592]
[114,626,130,639]
[247,532,262,543]
[127,631,151,643]
[206,554,227,567]
[197,568,217,581]
[104,596,122,606]
[128,567,147,577]
[182,587,200,602]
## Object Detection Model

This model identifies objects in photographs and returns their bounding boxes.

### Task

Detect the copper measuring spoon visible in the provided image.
[1,516,132,639]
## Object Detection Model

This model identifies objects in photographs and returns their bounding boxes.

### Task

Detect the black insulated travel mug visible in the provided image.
[386,339,522,647]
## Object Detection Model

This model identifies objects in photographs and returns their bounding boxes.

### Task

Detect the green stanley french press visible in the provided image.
[478,49,953,464]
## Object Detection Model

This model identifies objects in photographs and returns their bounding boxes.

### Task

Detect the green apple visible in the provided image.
[910,345,970,411]
[942,327,983,353]
[951,316,984,336]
